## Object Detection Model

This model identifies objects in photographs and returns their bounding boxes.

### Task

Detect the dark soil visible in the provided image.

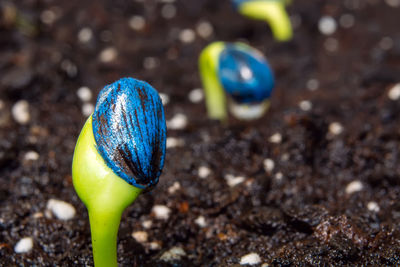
[1,0,400,266]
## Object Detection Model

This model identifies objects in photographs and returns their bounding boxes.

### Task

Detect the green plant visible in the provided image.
[72,77,166,267]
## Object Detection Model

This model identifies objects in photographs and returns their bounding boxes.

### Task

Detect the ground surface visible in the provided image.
[1,0,400,266]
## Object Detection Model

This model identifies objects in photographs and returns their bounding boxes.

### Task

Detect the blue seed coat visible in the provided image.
[92,78,166,189]
[218,44,275,104]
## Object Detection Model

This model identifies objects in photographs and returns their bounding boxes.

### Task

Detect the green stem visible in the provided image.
[88,208,121,267]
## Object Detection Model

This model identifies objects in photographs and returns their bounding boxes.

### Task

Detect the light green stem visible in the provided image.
[198,42,227,121]
[72,116,143,266]
[240,1,293,42]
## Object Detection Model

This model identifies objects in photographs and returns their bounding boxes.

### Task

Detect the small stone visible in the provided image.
[388,83,400,100]
[60,59,78,77]
[345,180,363,194]
[225,174,245,187]
[167,113,188,130]
[143,57,159,70]
[324,37,339,52]
[263,158,275,173]
[160,246,186,262]
[318,16,337,35]
[46,199,76,221]
[275,172,283,181]
[159,93,170,106]
[152,205,171,220]
[82,103,94,117]
[196,21,213,39]
[385,0,400,7]
[299,100,312,111]
[149,241,161,250]
[367,201,380,212]
[179,29,196,43]
[339,14,355,28]
[328,122,344,135]
[306,79,319,91]
[24,151,39,161]
[269,133,282,144]
[99,47,118,63]
[14,237,33,253]
[132,231,148,243]
[161,4,177,19]
[188,88,204,103]
[40,9,56,25]
[281,153,289,161]
[77,86,92,102]
[12,100,30,125]
[142,220,152,229]
[32,212,43,219]
[198,166,211,178]
[166,137,184,148]
[129,16,146,31]
[195,216,207,228]
[168,182,181,194]
[78,27,93,43]
[379,37,393,50]
[240,252,261,265]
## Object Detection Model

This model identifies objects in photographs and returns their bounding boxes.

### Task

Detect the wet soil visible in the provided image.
[1,0,400,266]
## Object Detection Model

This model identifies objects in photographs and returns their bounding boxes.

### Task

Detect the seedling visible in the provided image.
[199,42,275,121]
[232,0,293,42]
[72,78,166,267]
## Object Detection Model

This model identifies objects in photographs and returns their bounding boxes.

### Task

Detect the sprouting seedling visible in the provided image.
[72,78,166,267]
[199,42,275,121]
[232,0,293,42]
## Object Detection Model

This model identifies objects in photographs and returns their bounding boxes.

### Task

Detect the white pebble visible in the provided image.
[179,29,196,43]
[159,93,170,106]
[263,158,275,173]
[168,181,181,194]
[306,79,319,91]
[129,16,146,31]
[99,47,118,63]
[299,100,313,111]
[12,100,30,125]
[240,252,261,265]
[198,166,211,178]
[77,86,92,102]
[160,246,186,262]
[24,151,39,161]
[152,205,171,220]
[143,57,159,70]
[195,216,207,228]
[225,174,245,187]
[318,16,337,35]
[269,133,282,144]
[385,0,400,7]
[149,241,161,250]
[82,103,94,117]
[166,137,185,148]
[142,220,153,229]
[196,21,214,39]
[132,231,148,243]
[14,237,33,253]
[78,27,93,43]
[275,172,283,181]
[367,201,380,212]
[281,153,289,162]
[328,122,344,135]
[324,37,339,52]
[188,88,204,103]
[345,180,363,194]
[339,14,355,28]
[40,10,56,25]
[161,4,177,19]
[388,83,400,100]
[167,113,188,130]
[46,199,76,221]
[379,37,393,50]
